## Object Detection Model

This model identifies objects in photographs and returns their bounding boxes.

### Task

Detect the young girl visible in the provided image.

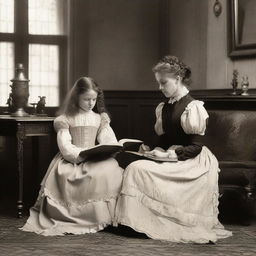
[21,77,124,236]
[115,56,232,243]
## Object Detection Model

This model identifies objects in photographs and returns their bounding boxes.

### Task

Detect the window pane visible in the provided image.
[29,44,59,106]
[0,42,14,106]
[29,0,66,35]
[0,0,14,33]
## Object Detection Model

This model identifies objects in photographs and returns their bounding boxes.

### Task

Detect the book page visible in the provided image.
[119,138,143,145]
[118,138,143,151]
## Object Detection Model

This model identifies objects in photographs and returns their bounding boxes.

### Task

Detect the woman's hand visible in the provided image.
[166,149,178,159]
[144,148,178,159]
[168,145,182,151]
[144,148,169,158]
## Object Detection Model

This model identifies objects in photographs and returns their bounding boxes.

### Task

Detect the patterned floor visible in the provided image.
[0,212,255,256]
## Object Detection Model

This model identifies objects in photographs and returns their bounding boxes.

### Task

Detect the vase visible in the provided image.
[10,63,30,117]
[241,76,249,96]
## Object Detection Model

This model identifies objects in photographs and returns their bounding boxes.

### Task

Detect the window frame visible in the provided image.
[0,0,68,109]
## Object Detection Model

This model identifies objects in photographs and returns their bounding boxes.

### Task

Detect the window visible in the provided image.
[0,0,67,107]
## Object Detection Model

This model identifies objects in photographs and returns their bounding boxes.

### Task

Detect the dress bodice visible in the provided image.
[69,126,98,148]
[53,111,118,164]
[162,94,194,146]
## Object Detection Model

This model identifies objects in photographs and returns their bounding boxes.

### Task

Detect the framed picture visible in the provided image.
[228,0,256,57]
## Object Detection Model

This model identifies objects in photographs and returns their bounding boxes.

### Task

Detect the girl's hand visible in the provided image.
[138,144,151,153]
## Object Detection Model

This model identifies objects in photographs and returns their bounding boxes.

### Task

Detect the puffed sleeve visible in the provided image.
[154,102,165,135]
[54,115,84,164]
[181,100,209,135]
[174,101,209,161]
[97,113,118,144]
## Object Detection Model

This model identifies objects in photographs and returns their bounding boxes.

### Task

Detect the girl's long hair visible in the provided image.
[56,77,108,116]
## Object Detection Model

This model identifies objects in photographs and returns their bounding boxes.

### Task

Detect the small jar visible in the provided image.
[241,76,249,96]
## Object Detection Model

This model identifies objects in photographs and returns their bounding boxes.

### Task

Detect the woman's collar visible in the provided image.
[168,87,189,104]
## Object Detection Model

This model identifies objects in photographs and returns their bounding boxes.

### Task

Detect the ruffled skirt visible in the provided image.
[21,153,124,236]
[114,146,232,243]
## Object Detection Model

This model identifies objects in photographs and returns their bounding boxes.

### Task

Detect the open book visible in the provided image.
[142,154,178,162]
[79,138,143,160]
[125,151,178,162]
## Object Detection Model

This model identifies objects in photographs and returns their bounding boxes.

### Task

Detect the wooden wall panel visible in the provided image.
[107,104,131,140]
[2,89,256,210]
[105,91,164,143]
[105,90,256,143]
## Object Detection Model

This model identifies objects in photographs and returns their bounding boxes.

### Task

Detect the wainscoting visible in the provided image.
[104,91,164,144]
[104,89,256,143]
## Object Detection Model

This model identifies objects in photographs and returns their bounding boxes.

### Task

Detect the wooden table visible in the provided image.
[0,115,55,218]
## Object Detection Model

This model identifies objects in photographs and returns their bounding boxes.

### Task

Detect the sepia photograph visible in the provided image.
[0,0,255,255]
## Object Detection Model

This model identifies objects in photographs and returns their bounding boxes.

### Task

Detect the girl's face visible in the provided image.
[155,72,180,98]
[78,89,98,112]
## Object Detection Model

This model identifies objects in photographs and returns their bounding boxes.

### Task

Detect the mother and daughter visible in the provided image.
[21,55,232,243]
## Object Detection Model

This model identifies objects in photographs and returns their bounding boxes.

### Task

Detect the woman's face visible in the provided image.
[155,72,180,98]
[78,89,98,112]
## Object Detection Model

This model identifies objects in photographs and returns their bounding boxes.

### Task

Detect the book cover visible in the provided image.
[79,139,143,160]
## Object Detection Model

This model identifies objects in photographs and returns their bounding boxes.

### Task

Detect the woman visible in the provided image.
[115,56,232,243]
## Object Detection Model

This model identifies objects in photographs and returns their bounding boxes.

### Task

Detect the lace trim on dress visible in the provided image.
[168,87,189,104]
[20,220,111,236]
[20,187,118,236]
[115,190,232,243]
[39,187,119,208]
[121,186,219,228]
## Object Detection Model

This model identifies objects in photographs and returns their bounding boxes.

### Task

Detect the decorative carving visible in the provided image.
[25,123,54,135]
[16,123,26,218]
[36,96,47,116]
[6,93,14,113]
[230,69,239,95]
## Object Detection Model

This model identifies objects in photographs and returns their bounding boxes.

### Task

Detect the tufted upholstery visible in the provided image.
[202,110,256,162]
[199,110,256,186]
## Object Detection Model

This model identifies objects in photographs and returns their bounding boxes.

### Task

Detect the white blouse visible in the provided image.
[154,100,209,136]
[53,111,117,163]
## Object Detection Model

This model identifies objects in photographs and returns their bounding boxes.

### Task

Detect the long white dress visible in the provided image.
[115,99,232,243]
[21,110,124,236]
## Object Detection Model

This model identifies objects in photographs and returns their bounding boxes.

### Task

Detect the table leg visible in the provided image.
[16,123,25,218]
[32,136,40,192]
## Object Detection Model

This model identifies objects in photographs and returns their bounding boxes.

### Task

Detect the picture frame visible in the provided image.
[228,0,256,58]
